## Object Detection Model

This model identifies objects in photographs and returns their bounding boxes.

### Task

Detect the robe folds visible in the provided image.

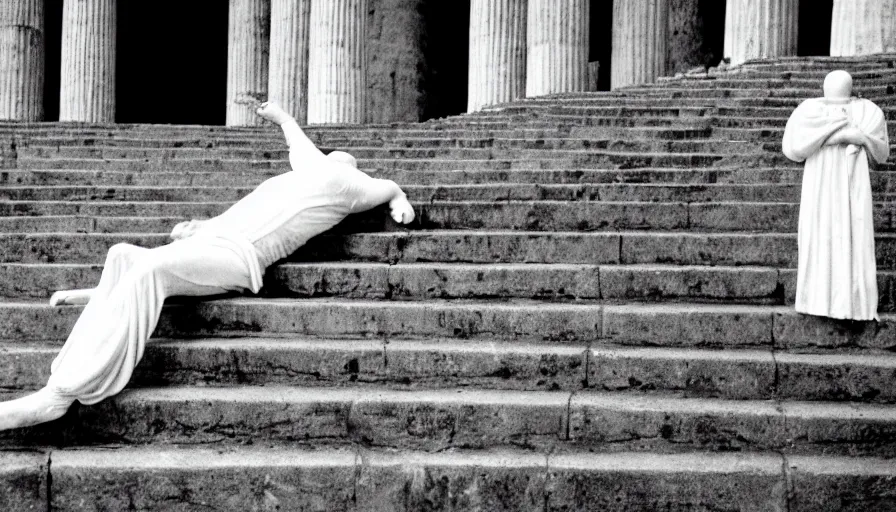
[783,97,890,320]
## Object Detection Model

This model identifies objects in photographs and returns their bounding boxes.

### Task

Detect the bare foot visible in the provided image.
[50,289,94,306]
[0,387,73,431]
[256,102,294,126]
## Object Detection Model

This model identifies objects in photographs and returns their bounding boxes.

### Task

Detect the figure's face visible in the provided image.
[327,151,357,168]
[823,70,853,100]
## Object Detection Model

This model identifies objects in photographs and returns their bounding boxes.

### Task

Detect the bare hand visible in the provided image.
[389,195,415,224]
[827,126,865,146]
[170,220,203,240]
[256,102,294,126]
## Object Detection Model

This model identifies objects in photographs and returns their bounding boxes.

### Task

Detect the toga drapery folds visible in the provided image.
[783,97,889,320]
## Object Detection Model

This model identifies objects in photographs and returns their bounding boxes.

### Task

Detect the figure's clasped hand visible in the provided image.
[827,126,865,147]
[170,220,203,241]
[389,194,415,224]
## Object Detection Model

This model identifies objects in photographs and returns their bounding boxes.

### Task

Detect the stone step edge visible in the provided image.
[9,447,894,511]
[7,336,896,403]
[20,384,896,428]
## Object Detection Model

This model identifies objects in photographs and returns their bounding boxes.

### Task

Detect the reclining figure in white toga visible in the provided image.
[0,102,415,431]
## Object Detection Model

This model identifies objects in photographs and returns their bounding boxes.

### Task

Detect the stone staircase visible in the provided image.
[3,55,896,510]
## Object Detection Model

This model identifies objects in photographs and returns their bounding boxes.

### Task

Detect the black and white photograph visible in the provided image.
[0,0,894,510]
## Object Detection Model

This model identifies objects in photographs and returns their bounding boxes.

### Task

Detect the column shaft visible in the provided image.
[724,0,799,66]
[227,0,271,126]
[308,0,367,124]
[467,0,527,112]
[831,0,896,56]
[59,0,116,123]
[611,0,668,89]
[268,0,310,124]
[366,0,426,123]
[526,0,589,97]
[0,0,44,121]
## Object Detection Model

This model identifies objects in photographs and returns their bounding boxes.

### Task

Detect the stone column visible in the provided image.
[226,0,271,126]
[366,0,426,123]
[525,0,589,97]
[611,0,668,89]
[831,0,896,56]
[59,0,116,123]
[308,0,367,124]
[0,0,44,121]
[467,0,527,112]
[724,0,799,66]
[268,0,310,124]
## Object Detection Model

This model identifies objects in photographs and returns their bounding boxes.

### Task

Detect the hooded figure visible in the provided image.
[783,70,889,320]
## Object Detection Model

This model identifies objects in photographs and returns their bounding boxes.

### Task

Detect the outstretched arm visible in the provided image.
[49,289,94,306]
[256,102,323,159]
[349,172,415,224]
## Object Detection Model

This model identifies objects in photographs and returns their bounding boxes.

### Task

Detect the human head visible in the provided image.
[327,151,357,168]
[823,70,853,100]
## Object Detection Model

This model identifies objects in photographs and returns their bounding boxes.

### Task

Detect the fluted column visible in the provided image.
[0,0,44,121]
[526,0,589,97]
[59,0,116,123]
[308,0,367,124]
[226,0,271,126]
[724,0,798,66]
[467,0,527,112]
[268,0,310,124]
[611,0,668,89]
[831,0,896,56]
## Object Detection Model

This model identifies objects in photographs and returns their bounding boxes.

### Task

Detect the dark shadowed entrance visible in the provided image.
[116,1,229,125]
[799,0,834,56]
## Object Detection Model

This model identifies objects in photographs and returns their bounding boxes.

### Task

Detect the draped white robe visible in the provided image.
[783,97,890,320]
[47,122,386,405]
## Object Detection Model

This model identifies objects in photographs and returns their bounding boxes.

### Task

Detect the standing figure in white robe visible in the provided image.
[783,70,890,320]
[0,102,416,431]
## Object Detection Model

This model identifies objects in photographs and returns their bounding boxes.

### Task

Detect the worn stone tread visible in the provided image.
[2,384,895,455]
[5,339,896,403]
[6,446,896,510]
[42,447,789,511]
[1,298,893,349]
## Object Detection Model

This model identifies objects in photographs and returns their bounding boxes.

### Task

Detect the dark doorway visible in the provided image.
[798,0,833,56]
[116,1,228,125]
[44,0,63,122]
[590,0,613,91]
[419,0,470,121]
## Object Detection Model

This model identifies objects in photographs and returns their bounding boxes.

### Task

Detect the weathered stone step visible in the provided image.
[7,339,896,404]
[25,124,714,148]
[1,338,587,393]
[10,260,896,311]
[648,76,896,90]
[533,84,892,100]
[2,299,894,351]
[15,150,743,171]
[0,199,813,233]
[20,447,875,511]
[19,136,770,156]
[1,198,883,233]
[0,183,805,203]
[4,383,896,456]
[0,166,812,187]
[0,229,821,268]
[0,261,783,303]
[12,155,725,172]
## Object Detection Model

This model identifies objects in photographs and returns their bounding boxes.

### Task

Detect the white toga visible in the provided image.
[47,121,389,404]
[783,97,890,320]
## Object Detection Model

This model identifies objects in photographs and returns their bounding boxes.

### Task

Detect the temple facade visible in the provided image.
[0,0,887,125]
